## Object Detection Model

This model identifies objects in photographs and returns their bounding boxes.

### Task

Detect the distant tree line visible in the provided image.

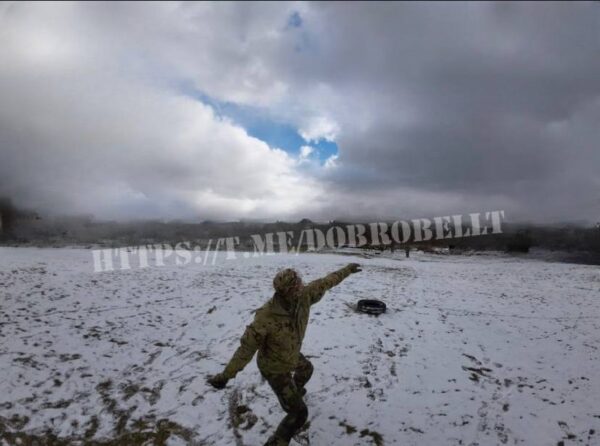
[1,199,599,263]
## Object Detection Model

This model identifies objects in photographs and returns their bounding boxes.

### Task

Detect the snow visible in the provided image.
[0,247,599,445]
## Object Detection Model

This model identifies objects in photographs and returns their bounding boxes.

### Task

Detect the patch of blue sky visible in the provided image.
[184,86,338,163]
[287,11,303,29]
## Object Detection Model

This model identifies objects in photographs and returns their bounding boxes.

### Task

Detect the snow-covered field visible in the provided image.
[1,247,599,446]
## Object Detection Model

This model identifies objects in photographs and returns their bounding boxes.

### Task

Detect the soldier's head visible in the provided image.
[273,268,303,295]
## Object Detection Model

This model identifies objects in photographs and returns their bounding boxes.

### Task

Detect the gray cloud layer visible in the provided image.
[1,2,598,222]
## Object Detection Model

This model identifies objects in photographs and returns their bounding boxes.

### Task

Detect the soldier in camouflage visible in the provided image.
[208,263,362,446]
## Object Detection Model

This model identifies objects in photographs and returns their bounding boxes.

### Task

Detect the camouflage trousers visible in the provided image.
[261,353,314,446]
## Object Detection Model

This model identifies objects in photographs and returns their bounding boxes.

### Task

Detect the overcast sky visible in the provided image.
[1,2,599,223]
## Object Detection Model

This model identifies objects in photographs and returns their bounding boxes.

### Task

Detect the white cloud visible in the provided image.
[0,2,324,220]
[299,145,314,159]
[298,115,340,143]
[323,154,338,169]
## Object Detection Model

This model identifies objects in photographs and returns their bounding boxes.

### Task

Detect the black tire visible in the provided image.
[356,299,387,315]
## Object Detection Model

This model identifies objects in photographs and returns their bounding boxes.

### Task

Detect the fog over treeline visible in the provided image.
[1,199,599,265]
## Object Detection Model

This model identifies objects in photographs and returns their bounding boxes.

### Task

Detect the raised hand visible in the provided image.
[347,263,362,273]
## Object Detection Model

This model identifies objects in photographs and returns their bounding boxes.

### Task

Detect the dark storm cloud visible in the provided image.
[290,2,600,221]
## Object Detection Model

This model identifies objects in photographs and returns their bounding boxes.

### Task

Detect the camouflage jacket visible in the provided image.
[222,265,355,378]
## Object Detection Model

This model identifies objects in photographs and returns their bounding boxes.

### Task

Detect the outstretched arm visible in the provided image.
[208,312,268,389]
[303,263,361,305]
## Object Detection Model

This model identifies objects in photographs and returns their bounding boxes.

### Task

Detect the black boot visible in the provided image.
[264,435,288,446]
